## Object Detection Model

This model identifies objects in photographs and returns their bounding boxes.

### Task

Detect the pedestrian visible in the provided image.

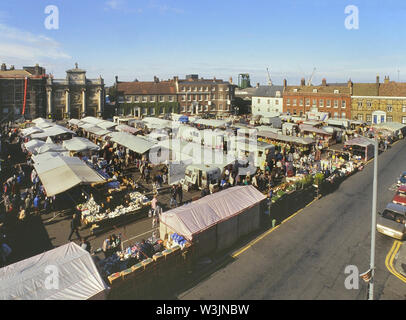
[177,183,183,205]
[80,237,91,253]
[151,195,158,216]
[67,213,81,242]
[33,194,40,215]
[169,185,177,208]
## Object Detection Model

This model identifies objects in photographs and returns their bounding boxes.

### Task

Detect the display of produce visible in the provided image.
[79,191,151,224]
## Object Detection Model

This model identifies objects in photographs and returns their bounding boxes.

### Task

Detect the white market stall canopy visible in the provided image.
[31,151,70,163]
[33,156,106,196]
[116,124,141,134]
[30,125,74,139]
[160,185,266,241]
[107,131,157,154]
[85,126,111,137]
[32,117,52,125]
[80,116,105,126]
[194,119,230,128]
[68,119,81,125]
[21,126,44,137]
[0,242,109,300]
[62,137,100,152]
[24,139,45,153]
[257,131,315,145]
[97,120,117,130]
[36,142,67,155]
[373,122,406,133]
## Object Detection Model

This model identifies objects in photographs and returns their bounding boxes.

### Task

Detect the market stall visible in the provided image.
[33,156,106,197]
[0,242,109,300]
[344,136,375,161]
[63,137,100,153]
[159,185,266,258]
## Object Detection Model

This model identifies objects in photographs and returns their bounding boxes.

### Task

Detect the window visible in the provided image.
[357,114,363,121]
[387,116,393,122]
[334,112,339,118]
[366,101,372,109]
[160,96,164,102]
[305,98,310,106]
[366,114,372,122]
[212,87,216,91]
[142,107,147,115]
[199,87,203,92]
[403,105,406,113]
[287,109,290,114]
[319,99,324,107]
[334,89,339,94]
[293,99,297,106]
[267,99,270,105]
[293,88,298,92]
[403,117,406,124]
[387,104,393,112]
[188,95,191,101]
[342,101,346,108]
[204,105,209,111]
[150,107,155,115]
[334,100,338,108]
[313,89,318,93]
[312,99,317,107]
[358,101,363,109]
[181,106,186,112]
[212,94,216,100]
[182,87,186,92]
[142,96,147,102]
[299,99,303,106]
[192,95,196,101]
[286,99,290,106]
[341,112,346,118]
[205,94,208,101]
[276,100,279,105]
[150,96,155,102]
[182,95,186,101]
[205,87,209,92]
[293,109,297,115]
[199,95,203,101]
[326,100,331,108]
[219,103,223,110]
[193,87,197,92]
[169,96,174,102]
[187,87,191,92]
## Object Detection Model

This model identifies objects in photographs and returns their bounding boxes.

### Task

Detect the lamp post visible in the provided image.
[368,137,378,300]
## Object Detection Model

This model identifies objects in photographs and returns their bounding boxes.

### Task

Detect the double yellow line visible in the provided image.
[385,240,406,283]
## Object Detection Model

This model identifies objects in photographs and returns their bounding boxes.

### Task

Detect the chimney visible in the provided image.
[213,77,216,82]
[300,78,306,86]
[322,78,327,86]
[173,76,179,82]
[376,75,380,84]
[347,79,353,95]
[256,82,260,88]
[115,76,118,84]
[384,76,390,84]
[283,79,287,89]
[10,65,15,71]
[154,76,159,83]
[229,77,233,84]
[1,63,6,71]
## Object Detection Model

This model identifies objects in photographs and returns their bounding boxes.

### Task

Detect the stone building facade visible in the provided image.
[0,63,47,121]
[351,76,406,124]
[46,64,105,120]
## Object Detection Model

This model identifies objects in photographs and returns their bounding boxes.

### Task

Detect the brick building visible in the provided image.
[0,63,48,121]
[283,78,352,119]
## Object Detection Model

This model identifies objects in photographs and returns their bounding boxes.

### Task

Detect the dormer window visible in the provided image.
[313,89,318,93]
[334,89,339,94]
[293,88,298,92]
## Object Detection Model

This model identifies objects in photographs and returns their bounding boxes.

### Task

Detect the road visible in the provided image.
[179,139,406,300]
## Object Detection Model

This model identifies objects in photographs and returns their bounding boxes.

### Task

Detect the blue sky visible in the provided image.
[0,0,405,86]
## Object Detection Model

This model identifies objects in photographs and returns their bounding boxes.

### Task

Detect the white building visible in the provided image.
[251,85,284,117]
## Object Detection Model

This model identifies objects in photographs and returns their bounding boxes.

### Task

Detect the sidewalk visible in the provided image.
[394,241,406,278]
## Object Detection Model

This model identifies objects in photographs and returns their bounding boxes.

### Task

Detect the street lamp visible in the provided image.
[364,135,378,300]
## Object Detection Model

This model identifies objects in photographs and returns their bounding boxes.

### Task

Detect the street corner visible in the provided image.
[386,240,406,284]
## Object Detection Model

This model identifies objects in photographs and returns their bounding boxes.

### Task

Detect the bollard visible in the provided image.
[272,219,276,228]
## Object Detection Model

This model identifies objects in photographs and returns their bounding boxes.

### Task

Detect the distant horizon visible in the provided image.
[1,0,405,86]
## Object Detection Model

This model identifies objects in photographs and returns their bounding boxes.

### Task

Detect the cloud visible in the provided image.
[105,0,123,10]
[0,24,71,62]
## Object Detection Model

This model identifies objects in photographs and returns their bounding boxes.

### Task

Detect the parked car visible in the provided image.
[392,185,406,206]
[397,171,406,187]
[377,203,406,240]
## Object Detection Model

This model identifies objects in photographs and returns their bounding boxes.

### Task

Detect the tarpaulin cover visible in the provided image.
[80,116,105,126]
[97,121,117,130]
[33,156,105,196]
[32,151,70,163]
[107,131,157,154]
[344,136,374,148]
[62,137,100,152]
[160,185,266,241]
[0,242,109,300]
[24,139,45,153]
[21,126,43,137]
[116,124,140,134]
[299,124,332,136]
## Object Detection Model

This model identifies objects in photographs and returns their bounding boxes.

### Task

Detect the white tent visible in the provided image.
[116,124,141,134]
[97,120,117,130]
[31,151,70,163]
[63,137,100,152]
[21,126,44,137]
[33,156,105,196]
[107,131,157,154]
[80,116,105,126]
[0,242,109,300]
[68,119,81,125]
[31,125,74,139]
[24,139,45,153]
[32,117,52,125]
[35,141,67,155]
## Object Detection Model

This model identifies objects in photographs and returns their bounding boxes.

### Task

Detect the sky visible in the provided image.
[0,0,406,86]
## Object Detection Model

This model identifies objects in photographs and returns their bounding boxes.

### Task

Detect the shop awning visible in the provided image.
[0,242,109,300]
[62,137,100,152]
[299,124,332,135]
[345,136,374,148]
[33,156,106,196]
[107,132,157,154]
[257,131,315,145]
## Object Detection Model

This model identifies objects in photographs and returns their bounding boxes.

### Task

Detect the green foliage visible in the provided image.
[118,101,180,116]
[314,173,325,186]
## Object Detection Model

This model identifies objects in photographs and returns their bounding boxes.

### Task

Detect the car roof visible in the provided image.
[385,202,406,215]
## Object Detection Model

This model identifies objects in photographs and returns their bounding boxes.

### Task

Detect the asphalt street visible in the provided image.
[179,139,406,300]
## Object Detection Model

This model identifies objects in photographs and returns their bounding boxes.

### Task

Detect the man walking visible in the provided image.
[68,214,81,242]
[177,183,183,205]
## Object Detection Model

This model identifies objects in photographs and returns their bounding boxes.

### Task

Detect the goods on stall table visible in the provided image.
[77,197,101,216]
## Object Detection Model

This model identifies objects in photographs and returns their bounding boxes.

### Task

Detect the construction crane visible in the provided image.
[307,67,316,86]
[266,67,273,86]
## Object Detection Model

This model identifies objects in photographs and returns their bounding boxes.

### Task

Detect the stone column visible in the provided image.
[46,88,53,118]
[97,89,103,117]
[65,89,70,119]
[81,88,86,118]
